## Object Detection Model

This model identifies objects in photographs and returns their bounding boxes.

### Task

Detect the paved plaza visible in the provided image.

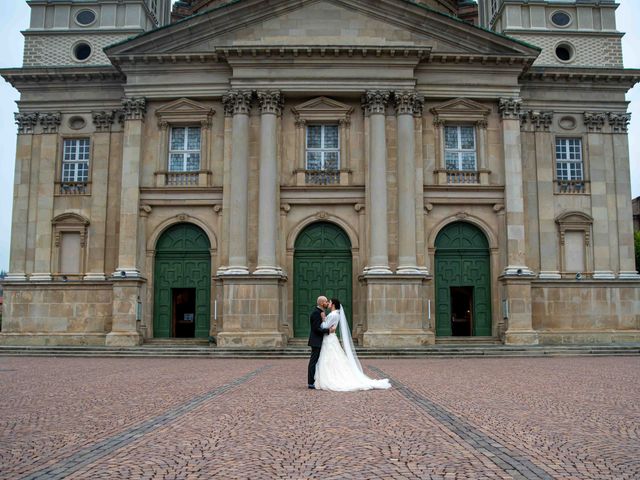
[0,356,639,479]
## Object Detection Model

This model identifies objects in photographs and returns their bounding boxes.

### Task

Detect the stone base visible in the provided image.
[362,330,435,348]
[504,330,539,345]
[0,333,107,346]
[537,330,640,345]
[217,331,287,348]
[105,332,142,347]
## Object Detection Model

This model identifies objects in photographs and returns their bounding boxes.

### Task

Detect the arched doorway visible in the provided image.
[435,222,491,337]
[293,222,352,338]
[153,223,211,338]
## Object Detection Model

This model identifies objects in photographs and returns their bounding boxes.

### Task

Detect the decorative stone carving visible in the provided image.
[139,205,152,217]
[222,90,253,116]
[14,112,38,134]
[362,90,390,115]
[121,97,147,121]
[394,91,424,116]
[583,112,607,132]
[257,91,284,116]
[316,211,328,219]
[493,203,505,213]
[92,111,115,132]
[529,111,554,131]
[424,203,434,215]
[39,112,61,134]
[354,203,365,213]
[213,204,223,215]
[455,212,469,220]
[280,203,291,215]
[607,112,631,133]
[498,97,522,120]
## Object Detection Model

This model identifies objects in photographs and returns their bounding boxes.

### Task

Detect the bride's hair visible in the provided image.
[331,298,341,310]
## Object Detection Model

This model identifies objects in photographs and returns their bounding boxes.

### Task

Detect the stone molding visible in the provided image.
[528,111,554,131]
[607,112,631,133]
[92,111,116,132]
[498,97,522,120]
[583,112,607,132]
[14,112,38,134]
[222,90,253,116]
[39,112,61,134]
[257,91,284,116]
[394,91,424,117]
[362,90,390,116]
[121,97,147,121]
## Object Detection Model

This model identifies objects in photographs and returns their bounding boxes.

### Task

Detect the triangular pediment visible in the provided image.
[430,98,491,122]
[155,98,215,124]
[106,0,539,59]
[292,97,353,122]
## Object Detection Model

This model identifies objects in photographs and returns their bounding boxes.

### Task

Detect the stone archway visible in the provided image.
[153,223,211,338]
[293,222,352,338]
[434,222,491,337]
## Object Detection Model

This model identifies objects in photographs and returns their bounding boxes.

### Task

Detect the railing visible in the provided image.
[555,180,589,194]
[57,182,90,195]
[305,169,340,185]
[446,170,479,184]
[166,172,199,186]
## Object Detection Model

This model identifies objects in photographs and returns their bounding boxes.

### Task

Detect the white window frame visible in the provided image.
[305,124,340,171]
[444,125,477,171]
[62,138,90,182]
[555,137,583,181]
[168,126,201,172]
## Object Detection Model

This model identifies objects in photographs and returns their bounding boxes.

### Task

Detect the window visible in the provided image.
[169,127,201,172]
[75,10,96,26]
[551,11,572,28]
[306,125,339,171]
[556,138,584,193]
[62,138,90,182]
[444,126,477,171]
[72,42,92,61]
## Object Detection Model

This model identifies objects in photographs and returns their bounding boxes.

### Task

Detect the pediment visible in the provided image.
[292,97,353,122]
[52,212,90,226]
[155,98,215,125]
[106,0,539,59]
[556,211,593,225]
[430,98,491,122]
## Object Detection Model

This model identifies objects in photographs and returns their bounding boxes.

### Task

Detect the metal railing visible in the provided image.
[57,182,90,195]
[555,180,589,194]
[446,170,479,184]
[166,172,199,186]
[305,169,340,185]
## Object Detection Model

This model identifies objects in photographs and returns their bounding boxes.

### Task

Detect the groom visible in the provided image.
[307,295,336,389]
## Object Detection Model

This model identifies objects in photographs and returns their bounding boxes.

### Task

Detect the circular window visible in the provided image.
[73,42,92,61]
[555,43,574,62]
[75,10,96,26]
[551,11,572,27]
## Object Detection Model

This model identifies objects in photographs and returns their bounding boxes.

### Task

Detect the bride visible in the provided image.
[314,298,391,391]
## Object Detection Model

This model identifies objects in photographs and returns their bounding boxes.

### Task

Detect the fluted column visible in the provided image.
[255,91,283,275]
[395,91,423,274]
[363,90,391,274]
[222,90,253,274]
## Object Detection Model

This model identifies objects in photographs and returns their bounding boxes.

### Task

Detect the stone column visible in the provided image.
[499,98,537,345]
[7,113,38,281]
[222,90,253,274]
[395,91,423,274]
[255,91,283,275]
[362,90,391,274]
[31,113,61,281]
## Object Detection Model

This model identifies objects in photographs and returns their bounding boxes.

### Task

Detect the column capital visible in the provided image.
[14,112,38,134]
[39,112,61,134]
[257,90,284,116]
[607,112,631,133]
[394,91,424,116]
[583,112,607,132]
[498,97,522,120]
[528,110,554,131]
[362,90,390,115]
[92,111,116,132]
[223,90,253,116]
[121,97,147,121]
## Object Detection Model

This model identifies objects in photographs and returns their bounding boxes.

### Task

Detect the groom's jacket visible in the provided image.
[308,306,330,348]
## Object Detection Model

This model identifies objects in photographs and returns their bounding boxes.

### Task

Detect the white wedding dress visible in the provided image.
[314,307,391,391]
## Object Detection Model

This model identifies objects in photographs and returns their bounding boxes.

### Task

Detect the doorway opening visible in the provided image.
[173,288,196,338]
[450,286,473,336]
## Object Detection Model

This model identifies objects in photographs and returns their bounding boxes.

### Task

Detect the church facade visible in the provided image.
[1,0,639,348]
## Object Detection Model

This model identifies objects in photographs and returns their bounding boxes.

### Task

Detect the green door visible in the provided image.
[293,222,352,338]
[435,222,491,337]
[154,223,211,338]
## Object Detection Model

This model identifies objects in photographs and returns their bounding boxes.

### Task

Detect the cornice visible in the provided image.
[0,66,125,88]
[521,67,640,87]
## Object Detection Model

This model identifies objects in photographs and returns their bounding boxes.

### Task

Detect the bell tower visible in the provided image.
[22,0,172,67]
[478,0,623,68]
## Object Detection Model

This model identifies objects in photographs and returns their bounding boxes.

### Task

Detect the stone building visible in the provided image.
[1,0,639,348]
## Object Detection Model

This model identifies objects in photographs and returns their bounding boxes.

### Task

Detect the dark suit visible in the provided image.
[307,306,330,386]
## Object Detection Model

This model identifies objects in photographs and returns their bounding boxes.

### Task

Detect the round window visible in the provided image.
[73,42,92,61]
[75,10,96,26]
[551,11,571,27]
[555,43,574,62]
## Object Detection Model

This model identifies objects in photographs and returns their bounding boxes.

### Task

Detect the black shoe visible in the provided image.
[308,385,316,389]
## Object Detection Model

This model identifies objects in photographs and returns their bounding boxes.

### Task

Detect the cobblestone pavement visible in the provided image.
[0,357,638,479]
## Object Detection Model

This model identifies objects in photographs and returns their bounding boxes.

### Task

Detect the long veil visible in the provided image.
[338,307,363,374]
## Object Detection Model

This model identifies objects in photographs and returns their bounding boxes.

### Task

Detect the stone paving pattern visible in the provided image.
[0,357,638,479]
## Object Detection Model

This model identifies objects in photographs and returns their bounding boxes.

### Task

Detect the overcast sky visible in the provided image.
[0,1,639,272]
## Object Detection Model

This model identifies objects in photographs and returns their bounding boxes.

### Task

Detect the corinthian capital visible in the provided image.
[92,111,115,132]
[607,112,631,133]
[14,112,38,134]
[529,111,554,131]
[257,90,284,116]
[498,97,522,120]
[222,90,253,116]
[394,91,424,117]
[39,112,62,134]
[362,90,390,115]
[121,97,147,121]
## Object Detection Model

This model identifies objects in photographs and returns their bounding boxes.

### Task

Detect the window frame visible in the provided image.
[305,123,340,171]
[554,136,589,194]
[443,124,478,172]
[61,137,91,182]
[168,126,202,173]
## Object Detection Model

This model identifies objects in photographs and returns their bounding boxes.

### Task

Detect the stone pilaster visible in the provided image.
[255,91,284,275]
[221,90,253,274]
[362,90,391,274]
